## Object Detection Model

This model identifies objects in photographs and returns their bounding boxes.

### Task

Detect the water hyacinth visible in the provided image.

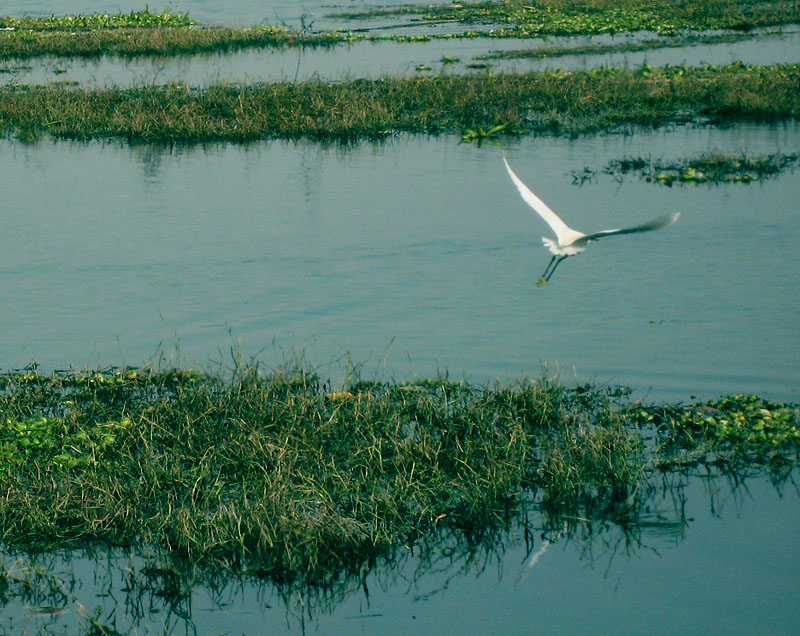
[575,151,800,185]
[329,0,800,36]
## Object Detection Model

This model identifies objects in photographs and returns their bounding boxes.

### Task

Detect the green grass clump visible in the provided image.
[0,366,797,587]
[0,366,555,583]
[1,63,798,144]
[537,421,645,511]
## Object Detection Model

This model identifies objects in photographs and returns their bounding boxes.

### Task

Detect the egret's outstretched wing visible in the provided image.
[503,158,580,245]
[581,212,681,243]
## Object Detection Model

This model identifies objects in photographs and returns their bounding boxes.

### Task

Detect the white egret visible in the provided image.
[503,157,680,285]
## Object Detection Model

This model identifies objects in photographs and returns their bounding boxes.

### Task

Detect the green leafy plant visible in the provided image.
[461,123,509,143]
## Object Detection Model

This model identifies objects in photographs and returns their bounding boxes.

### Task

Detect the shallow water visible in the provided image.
[3,28,799,87]
[282,475,800,636]
[2,123,799,402]
[2,0,799,86]
[3,473,798,635]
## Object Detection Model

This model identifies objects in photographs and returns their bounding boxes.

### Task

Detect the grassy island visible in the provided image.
[0,365,797,586]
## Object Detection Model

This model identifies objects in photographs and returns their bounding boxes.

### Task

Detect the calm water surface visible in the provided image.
[2,125,798,402]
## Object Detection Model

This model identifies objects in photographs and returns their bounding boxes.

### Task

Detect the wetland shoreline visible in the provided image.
[2,2,800,59]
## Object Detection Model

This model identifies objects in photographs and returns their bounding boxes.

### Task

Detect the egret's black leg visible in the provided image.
[545,256,567,281]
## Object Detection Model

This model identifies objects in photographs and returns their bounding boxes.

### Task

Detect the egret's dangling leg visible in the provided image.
[544,255,567,281]
[543,254,567,280]
[540,255,557,280]
[538,255,567,285]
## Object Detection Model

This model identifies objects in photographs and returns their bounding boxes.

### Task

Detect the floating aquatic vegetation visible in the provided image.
[0,10,193,31]
[461,123,512,143]
[2,2,799,60]
[638,394,800,470]
[576,151,800,185]
[329,0,800,36]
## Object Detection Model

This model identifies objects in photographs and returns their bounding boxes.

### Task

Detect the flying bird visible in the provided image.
[503,157,680,285]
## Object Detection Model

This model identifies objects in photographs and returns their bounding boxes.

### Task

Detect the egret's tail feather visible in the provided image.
[542,237,558,253]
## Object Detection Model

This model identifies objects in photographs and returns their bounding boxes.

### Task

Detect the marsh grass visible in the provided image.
[0,365,797,588]
[0,24,350,59]
[1,63,798,143]
[0,366,552,584]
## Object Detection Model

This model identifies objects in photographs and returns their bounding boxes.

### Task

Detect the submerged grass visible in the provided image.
[474,29,780,61]
[1,63,798,143]
[0,365,797,586]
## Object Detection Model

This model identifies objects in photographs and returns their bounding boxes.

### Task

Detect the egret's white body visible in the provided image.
[503,157,680,284]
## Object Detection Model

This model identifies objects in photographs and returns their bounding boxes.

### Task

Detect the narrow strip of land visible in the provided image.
[1,63,797,143]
